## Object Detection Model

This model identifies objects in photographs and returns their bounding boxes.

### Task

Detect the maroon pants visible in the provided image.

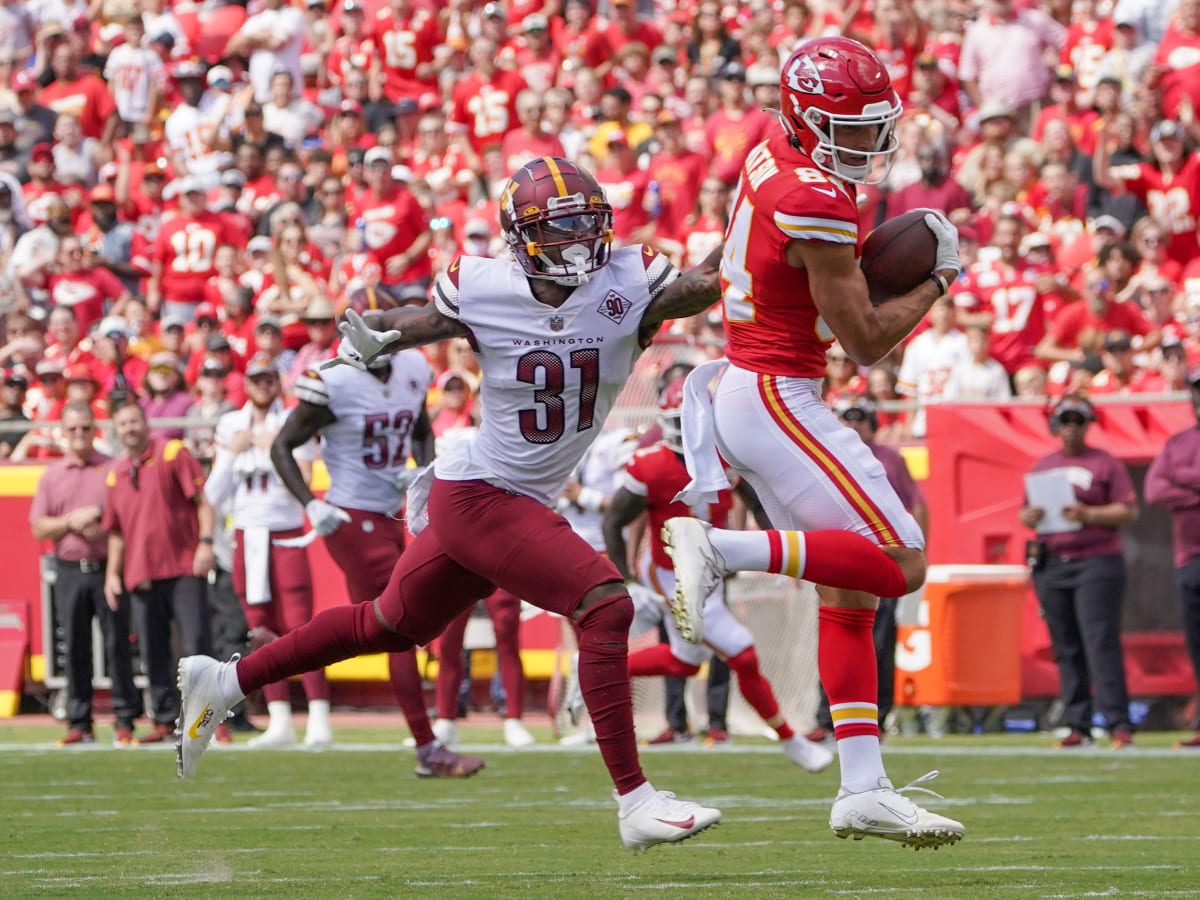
[435,589,525,719]
[322,506,433,744]
[233,527,328,703]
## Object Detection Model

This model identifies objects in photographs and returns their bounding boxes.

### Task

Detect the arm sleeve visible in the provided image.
[432,260,462,320]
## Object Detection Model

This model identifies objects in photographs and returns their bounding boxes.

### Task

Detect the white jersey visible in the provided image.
[294,350,433,514]
[164,95,230,176]
[205,400,315,531]
[560,425,638,550]
[103,44,164,124]
[431,246,679,506]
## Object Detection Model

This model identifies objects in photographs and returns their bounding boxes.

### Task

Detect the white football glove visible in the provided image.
[321,309,402,371]
[305,498,351,536]
[921,209,962,278]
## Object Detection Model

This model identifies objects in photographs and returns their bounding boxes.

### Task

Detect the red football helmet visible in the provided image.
[500,156,614,286]
[658,378,686,453]
[779,37,902,185]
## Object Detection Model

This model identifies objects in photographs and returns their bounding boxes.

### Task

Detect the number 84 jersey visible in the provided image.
[432,248,676,506]
[294,350,433,515]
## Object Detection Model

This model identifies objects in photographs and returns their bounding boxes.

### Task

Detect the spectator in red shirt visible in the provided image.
[43,305,99,376]
[148,176,241,318]
[1032,65,1100,154]
[886,141,974,221]
[1152,0,1200,120]
[448,38,528,155]
[1089,329,1148,394]
[594,130,652,245]
[48,235,134,335]
[348,146,432,301]
[704,62,773,186]
[1036,266,1161,363]
[38,43,118,144]
[645,110,708,247]
[586,0,663,82]
[500,90,565,178]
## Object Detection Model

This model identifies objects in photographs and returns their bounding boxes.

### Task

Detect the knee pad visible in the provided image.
[577,589,633,644]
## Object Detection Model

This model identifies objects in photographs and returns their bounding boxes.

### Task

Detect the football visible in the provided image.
[860,209,940,305]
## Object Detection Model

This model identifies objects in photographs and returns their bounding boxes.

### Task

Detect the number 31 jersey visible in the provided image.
[722,131,861,379]
[293,350,433,514]
[432,247,678,506]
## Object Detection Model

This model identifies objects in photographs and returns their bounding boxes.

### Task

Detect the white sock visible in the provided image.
[264,700,293,733]
[708,529,771,573]
[220,660,247,704]
[617,781,657,814]
[306,699,331,736]
[837,734,887,793]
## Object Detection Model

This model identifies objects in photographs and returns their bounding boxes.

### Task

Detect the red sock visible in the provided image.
[487,591,526,719]
[237,601,412,697]
[628,643,699,678]
[389,650,435,746]
[301,669,330,703]
[801,531,908,598]
[576,592,645,795]
[725,647,793,739]
[818,606,879,740]
[435,610,469,720]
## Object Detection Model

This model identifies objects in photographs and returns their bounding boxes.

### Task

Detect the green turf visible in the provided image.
[2,725,1199,899]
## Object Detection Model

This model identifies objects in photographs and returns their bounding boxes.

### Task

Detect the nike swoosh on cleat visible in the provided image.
[188,705,214,740]
[879,802,919,826]
[655,816,695,829]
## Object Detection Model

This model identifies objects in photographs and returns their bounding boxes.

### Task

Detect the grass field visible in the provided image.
[2,720,1199,899]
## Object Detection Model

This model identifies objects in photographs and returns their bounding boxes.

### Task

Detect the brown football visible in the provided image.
[860,209,939,305]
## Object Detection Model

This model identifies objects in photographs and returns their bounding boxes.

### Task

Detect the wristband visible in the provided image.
[928,271,950,297]
[199,536,214,545]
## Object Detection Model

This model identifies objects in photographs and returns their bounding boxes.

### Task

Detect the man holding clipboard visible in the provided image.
[1019,395,1139,749]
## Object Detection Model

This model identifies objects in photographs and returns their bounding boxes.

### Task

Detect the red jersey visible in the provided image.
[1153,19,1200,120]
[621,442,734,571]
[153,212,240,304]
[646,149,709,244]
[500,131,566,182]
[594,165,650,241]
[48,268,127,334]
[38,74,117,140]
[682,212,726,269]
[1048,299,1154,353]
[722,133,860,378]
[373,8,441,101]
[1060,19,1114,89]
[1110,154,1200,265]
[951,258,1051,374]
[449,69,528,154]
[348,185,432,286]
[328,35,376,88]
[705,109,775,186]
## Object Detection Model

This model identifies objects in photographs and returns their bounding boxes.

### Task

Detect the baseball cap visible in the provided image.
[37,22,67,41]
[342,0,363,11]
[364,146,393,166]
[200,356,228,377]
[206,333,231,352]
[833,394,877,423]
[0,109,15,126]
[194,302,219,322]
[436,368,478,393]
[11,69,37,92]
[1052,396,1096,422]
[1103,329,1134,352]
[172,60,205,81]
[482,1,506,19]
[655,108,680,127]
[30,142,54,162]
[35,357,65,377]
[522,12,548,31]
[718,61,747,81]
[141,162,165,180]
[247,235,273,255]
[4,366,29,387]
[338,99,362,116]
[220,168,246,188]
[245,351,276,377]
[207,65,233,88]
[392,98,419,116]
[63,364,96,383]
[391,164,413,182]
[1151,120,1182,143]
[149,31,175,49]
[256,314,282,332]
[746,63,777,87]
[301,297,336,321]
[149,350,182,371]
[98,315,130,339]
[976,99,1014,123]
[1089,214,1127,237]
[160,315,187,333]
[607,129,629,146]
[89,184,116,203]
[464,217,491,238]
[1054,64,1076,82]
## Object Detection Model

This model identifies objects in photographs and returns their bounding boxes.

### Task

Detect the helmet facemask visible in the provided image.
[508,201,614,287]
[783,99,901,185]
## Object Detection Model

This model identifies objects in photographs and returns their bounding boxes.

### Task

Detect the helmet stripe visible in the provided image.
[543,156,569,197]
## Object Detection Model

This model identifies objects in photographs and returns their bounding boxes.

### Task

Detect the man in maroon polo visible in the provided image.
[103,401,216,743]
[30,401,141,747]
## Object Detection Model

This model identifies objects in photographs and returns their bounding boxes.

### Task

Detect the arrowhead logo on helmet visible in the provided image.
[784,53,824,95]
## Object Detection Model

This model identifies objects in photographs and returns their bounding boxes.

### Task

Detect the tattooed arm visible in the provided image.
[361,301,469,353]
[638,243,724,347]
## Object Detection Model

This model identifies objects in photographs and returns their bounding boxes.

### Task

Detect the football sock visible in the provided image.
[617,780,656,813]
[489,592,526,718]
[576,591,645,795]
[628,643,699,679]
[237,600,412,699]
[301,667,330,702]
[710,528,908,598]
[818,606,886,792]
[725,647,793,739]
[434,610,468,720]
[389,650,436,747]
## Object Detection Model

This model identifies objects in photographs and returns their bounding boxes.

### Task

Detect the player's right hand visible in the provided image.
[305,498,351,536]
[921,209,962,279]
[323,308,402,371]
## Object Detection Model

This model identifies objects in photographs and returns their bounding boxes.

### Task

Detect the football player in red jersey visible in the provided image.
[661,37,965,849]
[603,380,834,773]
[178,157,727,850]
[147,178,240,319]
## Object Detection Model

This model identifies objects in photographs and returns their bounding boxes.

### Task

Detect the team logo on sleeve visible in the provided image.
[784,53,824,94]
[597,290,631,324]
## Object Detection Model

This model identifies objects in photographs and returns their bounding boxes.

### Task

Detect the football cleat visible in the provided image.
[829,770,964,850]
[643,727,693,746]
[504,718,536,748]
[247,725,298,749]
[414,741,485,778]
[783,734,835,773]
[617,789,721,851]
[661,517,724,644]
[175,655,237,779]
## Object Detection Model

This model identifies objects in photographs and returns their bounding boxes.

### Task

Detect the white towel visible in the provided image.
[242,526,272,605]
[674,358,731,507]
[405,465,435,535]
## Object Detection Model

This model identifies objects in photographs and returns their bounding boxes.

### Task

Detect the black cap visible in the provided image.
[1103,330,1133,352]
[206,333,231,352]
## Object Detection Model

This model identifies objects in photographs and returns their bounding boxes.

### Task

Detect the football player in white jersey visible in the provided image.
[178,156,725,850]
[203,352,331,750]
[268,336,485,778]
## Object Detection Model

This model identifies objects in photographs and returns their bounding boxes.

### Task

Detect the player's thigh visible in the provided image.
[713,366,922,549]
[702,591,755,659]
[428,478,622,618]
[376,526,494,646]
[485,589,521,642]
[655,567,715,666]
[270,539,316,632]
[324,508,404,604]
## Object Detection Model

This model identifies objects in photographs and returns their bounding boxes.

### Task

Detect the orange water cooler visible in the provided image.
[894,565,1029,707]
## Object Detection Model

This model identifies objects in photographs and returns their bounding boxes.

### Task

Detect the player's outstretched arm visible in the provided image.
[638,243,724,346]
[363,302,470,352]
[270,401,336,508]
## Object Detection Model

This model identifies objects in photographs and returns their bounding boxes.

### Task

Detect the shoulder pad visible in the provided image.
[294,368,331,407]
[774,178,858,245]
[640,248,680,300]
[433,259,462,320]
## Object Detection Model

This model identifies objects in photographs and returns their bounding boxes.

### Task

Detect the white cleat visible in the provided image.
[247,725,298,749]
[616,789,722,851]
[829,770,964,850]
[661,517,724,644]
[175,655,236,779]
[783,735,835,773]
[303,728,333,750]
[432,718,458,747]
[504,718,536,748]
[559,723,597,746]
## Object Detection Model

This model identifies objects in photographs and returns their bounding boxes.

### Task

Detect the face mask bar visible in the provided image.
[791,99,902,185]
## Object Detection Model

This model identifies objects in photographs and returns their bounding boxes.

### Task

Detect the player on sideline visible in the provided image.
[268,335,485,778]
[178,156,724,850]
[603,378,835,774]
[662,37,965,849]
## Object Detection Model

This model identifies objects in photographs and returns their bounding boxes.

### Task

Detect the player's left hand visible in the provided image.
[921,209,961,279]
[322,309,402,371]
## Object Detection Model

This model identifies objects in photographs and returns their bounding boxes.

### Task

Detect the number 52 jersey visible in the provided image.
[432,247,678,506]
